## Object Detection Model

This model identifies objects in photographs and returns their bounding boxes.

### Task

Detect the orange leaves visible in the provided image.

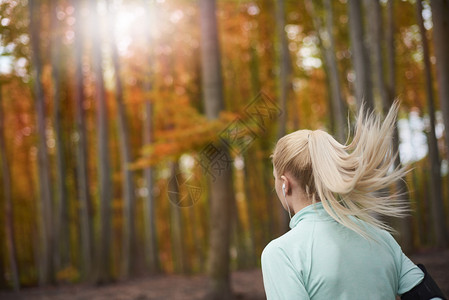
[131,108,244,169]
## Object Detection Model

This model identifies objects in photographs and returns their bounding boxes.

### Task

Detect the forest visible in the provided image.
[0,0,448,298]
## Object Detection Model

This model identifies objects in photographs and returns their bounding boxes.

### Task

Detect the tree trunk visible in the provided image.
[73,0,94,280]
[189,202,204,272]
[367,0,389,111]
[348,0,374,110]
[248,43,274,244]
[0,215,6,290]
[142,97,160,274]
[0,83,20,291]
[29,0,55,285]
[386,0,395,104]
[384,0,414,253]
[275,0,290,236]
[106,0,138,278]
[50,0,69,275]
[90,0,113,283]
[324,0,346,142]
[430,0,449,163]
[275,0,290,140]
[306,0,346,142]
[168,162,186,273]
[242,153,257,267]
[417,0,449,247]
[199,0,235,298]
[142,0,161,275]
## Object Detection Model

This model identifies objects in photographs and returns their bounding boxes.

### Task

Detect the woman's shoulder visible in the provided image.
[262,235,286,255]
[262,224,316,259]
[261,237,287,266]
[262,231,295,258]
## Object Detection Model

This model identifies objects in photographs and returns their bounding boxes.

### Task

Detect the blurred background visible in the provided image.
[0,0,448,297]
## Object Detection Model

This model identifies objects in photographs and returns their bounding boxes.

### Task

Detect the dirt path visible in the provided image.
[0,269,265,300]
[1,249,447,300]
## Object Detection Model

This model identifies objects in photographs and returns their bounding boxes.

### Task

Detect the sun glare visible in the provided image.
[114,5,145,54]
[102,0,167,55]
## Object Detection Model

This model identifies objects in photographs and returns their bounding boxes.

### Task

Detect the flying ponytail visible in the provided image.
[272,101,408,237]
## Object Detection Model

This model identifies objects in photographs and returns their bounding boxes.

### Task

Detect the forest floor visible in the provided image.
[1,249,448,300]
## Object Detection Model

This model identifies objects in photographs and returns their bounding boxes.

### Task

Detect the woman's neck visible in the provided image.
[290,188,316,214]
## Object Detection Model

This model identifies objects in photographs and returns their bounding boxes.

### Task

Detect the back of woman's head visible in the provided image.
[272,102,408,237]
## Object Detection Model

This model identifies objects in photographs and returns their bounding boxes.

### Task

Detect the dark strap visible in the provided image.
[401,264,447,300]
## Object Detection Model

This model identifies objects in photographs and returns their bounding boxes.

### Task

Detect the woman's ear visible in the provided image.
[280,175,289,195]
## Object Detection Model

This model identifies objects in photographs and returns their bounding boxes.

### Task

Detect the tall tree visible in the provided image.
[28,0,55,285]
[242,153,257,267]
[275,0,290,140]
[50,0,69,274]
[90,0,113,283]
[367,0,389,111]
[73,0,94,279]
[199,0,235,298]
[306,0,346,142]
[0,83,20,290]
[275,0,291,234]
[106,0,138,278]
[347,0,374,110]
[323,0,346,142]
[142,0,160,275]
[430,0,449,162]
[248,42,275,243]
[168,162,187,273]
[417,0,449,247]
[384,0,413,253]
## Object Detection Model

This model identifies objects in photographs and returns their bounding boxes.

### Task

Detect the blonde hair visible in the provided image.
[272,102,408,237]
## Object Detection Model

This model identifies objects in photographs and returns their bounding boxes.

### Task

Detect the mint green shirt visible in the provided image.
[261,202,424,299]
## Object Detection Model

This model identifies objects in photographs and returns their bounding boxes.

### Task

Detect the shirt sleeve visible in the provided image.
[261,241,310,300]
[383,232,424,295]
[397,251,425,295]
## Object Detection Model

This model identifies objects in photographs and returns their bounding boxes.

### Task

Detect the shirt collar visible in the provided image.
[289,201,329,229]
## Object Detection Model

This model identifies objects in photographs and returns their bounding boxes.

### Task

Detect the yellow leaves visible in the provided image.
[131,109,247,169]
[56,265,80,283]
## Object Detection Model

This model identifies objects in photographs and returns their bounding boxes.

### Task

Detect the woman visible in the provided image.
[261,103,446,300]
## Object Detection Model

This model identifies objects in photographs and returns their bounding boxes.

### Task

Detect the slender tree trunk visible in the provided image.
[306,0,346,142]
[142,99,160,273]
[50,0,69,275]
[242,153,257,267]
[168,162,186,273]
[275,0,290,235]
[248,41,275,245]
[324,0,346,142]
[367,0,389,111]
[0,207,6,290]
[143,0,160,274]
[384,0,414,253]
[106,0,137,278]
[189,203,204,272]
[199,0,235,298]
[0,83,20,290]
[430,0,449,163]
[29,0,55,285]
[73,0,94,280]
[348,0,374,110]
[417,0,449,247]
[249,43,261,96]
[386,0,396,106]
[275,0,290,140]
[0,217,6,290]
[90,0,113,283]
[230,188,245,269]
